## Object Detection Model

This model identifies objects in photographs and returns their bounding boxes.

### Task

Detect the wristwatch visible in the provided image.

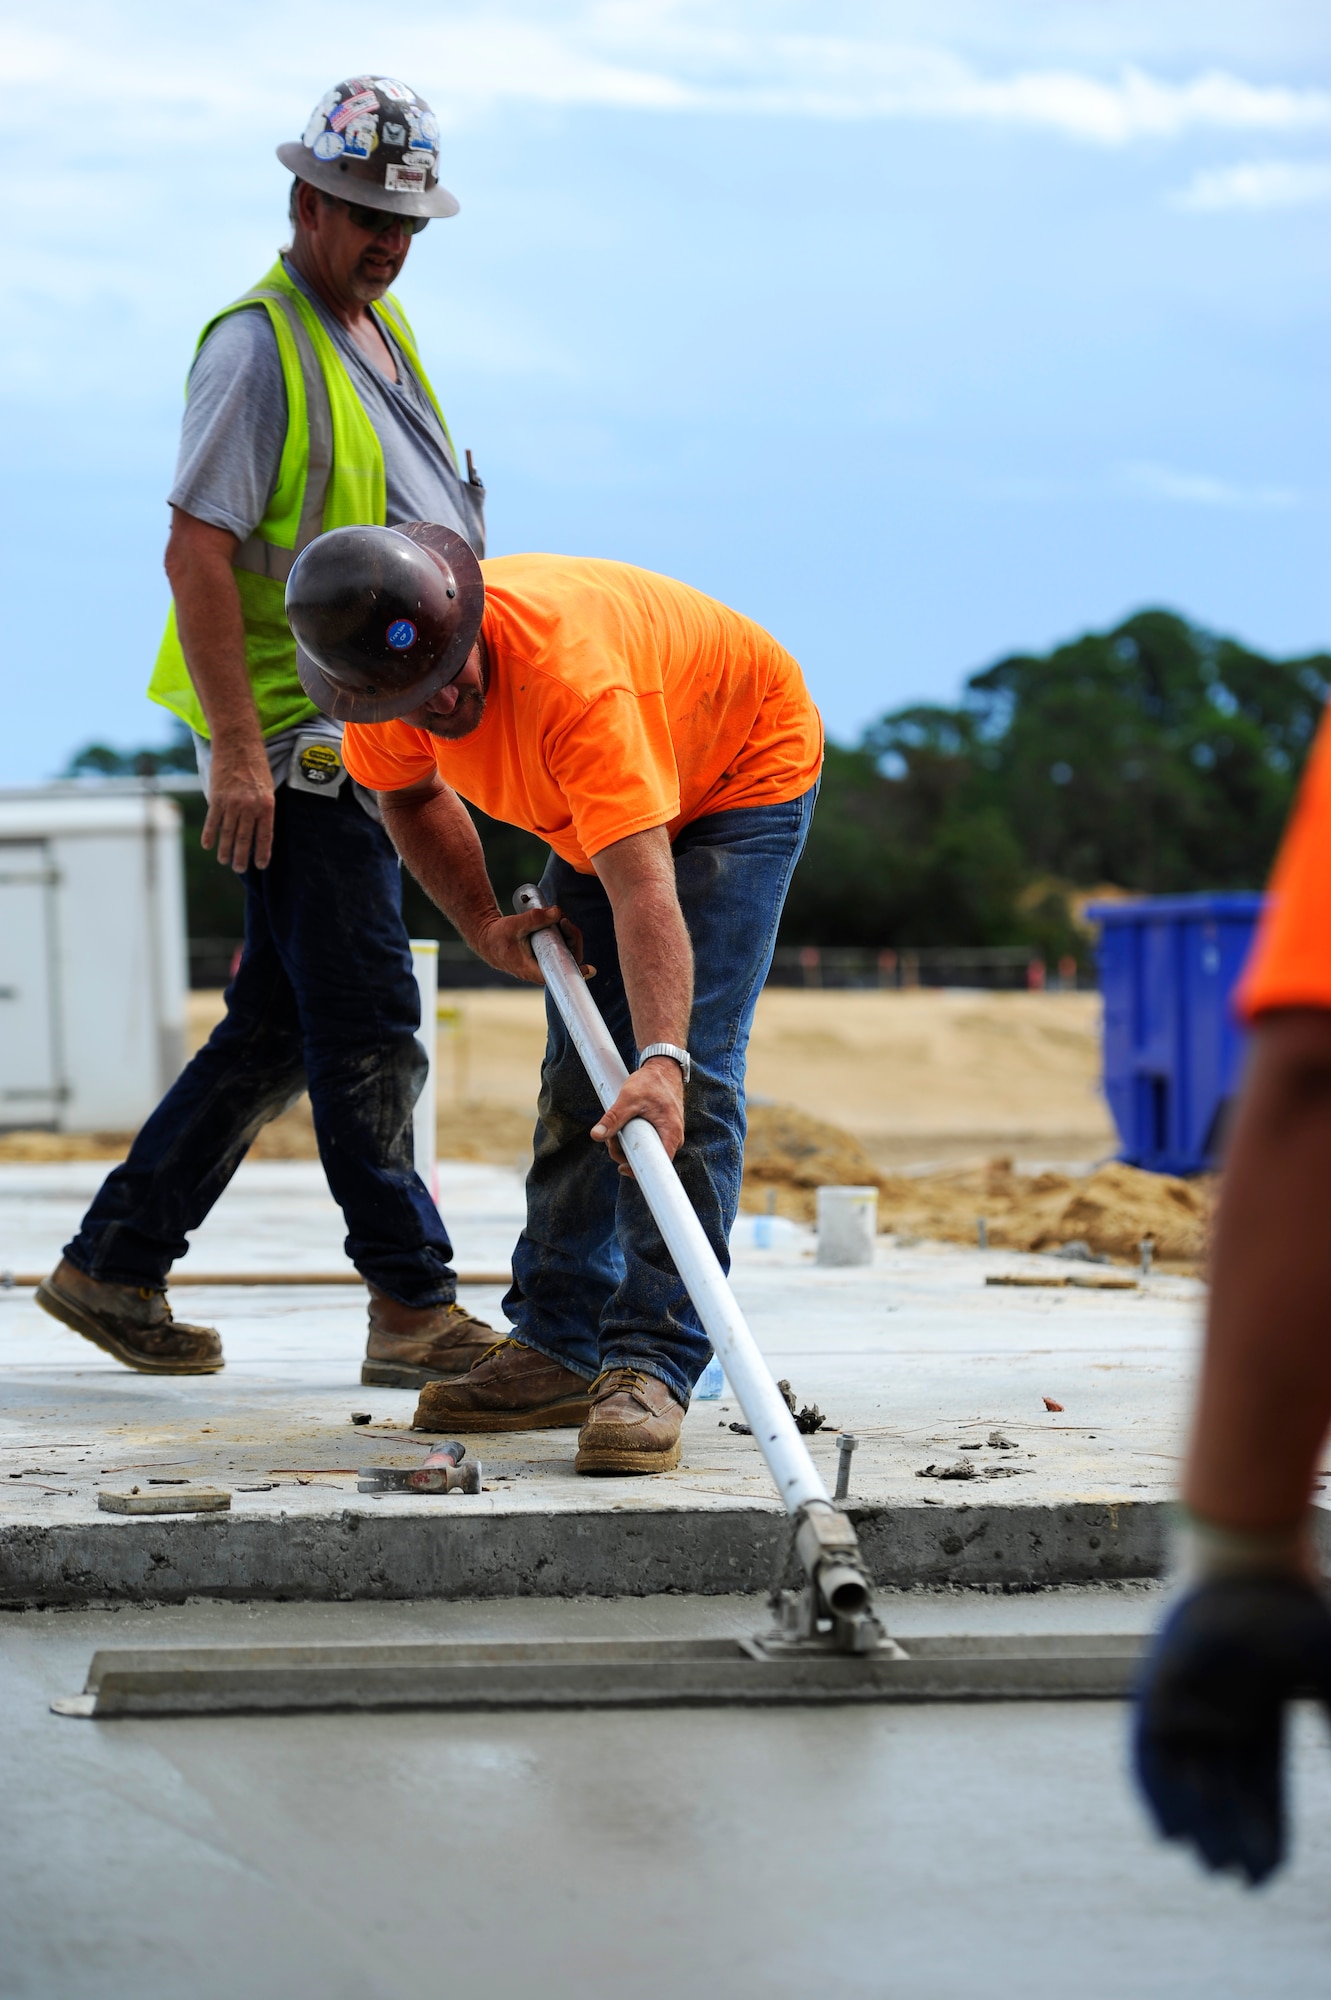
[638,1042,692,1084]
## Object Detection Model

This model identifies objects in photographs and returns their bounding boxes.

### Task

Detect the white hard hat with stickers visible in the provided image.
[278,76,458,220]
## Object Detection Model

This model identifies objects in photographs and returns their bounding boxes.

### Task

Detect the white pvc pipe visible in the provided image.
[515,887,830,1521]
[409,938,439,1207]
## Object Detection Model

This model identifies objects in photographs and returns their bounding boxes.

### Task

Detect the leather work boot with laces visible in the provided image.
[413,1338,592,1432]
[575,1366,685,1476]
[35,1258,224,1375]
[362,1288,503,1389]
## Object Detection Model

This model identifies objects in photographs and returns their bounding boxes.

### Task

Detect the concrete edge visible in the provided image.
[0,1500,1194,1607]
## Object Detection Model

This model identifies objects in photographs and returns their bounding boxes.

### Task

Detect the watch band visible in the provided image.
[638,1042,692,1084]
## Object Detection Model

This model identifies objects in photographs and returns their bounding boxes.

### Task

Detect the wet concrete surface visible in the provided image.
[4,1588,1331,2000]
[0,1161,1223,1599]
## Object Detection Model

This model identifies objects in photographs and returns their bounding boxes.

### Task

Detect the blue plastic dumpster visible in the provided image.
[1086,894,1265,1175]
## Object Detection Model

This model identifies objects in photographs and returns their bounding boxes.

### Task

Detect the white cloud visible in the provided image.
[6,6,1331,149]
[660,48,1331,144]
[1120,462,1300,509]
[1172,158,1331,211]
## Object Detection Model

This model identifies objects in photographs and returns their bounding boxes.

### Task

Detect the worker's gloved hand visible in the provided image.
[1134,1574,1331,1885]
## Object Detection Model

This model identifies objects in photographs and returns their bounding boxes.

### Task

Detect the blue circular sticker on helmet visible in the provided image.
[386,620,418,651]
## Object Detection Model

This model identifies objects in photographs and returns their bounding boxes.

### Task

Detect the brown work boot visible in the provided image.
[34,1258,223,1375]
[362,1288,503,1388]
[413,1338,592,1432]
[575,1367,684,1476]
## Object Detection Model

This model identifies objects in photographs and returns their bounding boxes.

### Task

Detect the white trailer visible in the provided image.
[0,786,189,1133]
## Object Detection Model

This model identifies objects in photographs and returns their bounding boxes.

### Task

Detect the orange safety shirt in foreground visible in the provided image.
[1238,701,1331,1020]
[341,554,824,871]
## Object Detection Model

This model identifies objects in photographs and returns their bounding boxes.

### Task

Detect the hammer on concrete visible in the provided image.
[358,1440,482,1495]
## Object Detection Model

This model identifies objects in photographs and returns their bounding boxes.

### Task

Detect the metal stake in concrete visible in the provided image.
[834,1432,858,1502]
[513,884,885,1655]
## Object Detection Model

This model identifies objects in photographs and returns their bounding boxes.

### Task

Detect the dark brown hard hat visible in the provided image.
[277,77,458,219]
[288,524,485,725]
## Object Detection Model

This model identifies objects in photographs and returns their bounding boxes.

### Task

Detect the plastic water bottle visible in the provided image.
[696,1353,725,1399]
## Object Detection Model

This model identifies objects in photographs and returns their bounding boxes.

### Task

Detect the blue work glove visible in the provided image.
[1134,1574,1331,1885]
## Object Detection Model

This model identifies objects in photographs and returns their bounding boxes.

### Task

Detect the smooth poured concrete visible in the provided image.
[5,1589,1331,2000]
[0,1161,1230,1603]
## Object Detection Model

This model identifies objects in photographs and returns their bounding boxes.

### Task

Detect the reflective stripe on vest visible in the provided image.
[231,290,333,586]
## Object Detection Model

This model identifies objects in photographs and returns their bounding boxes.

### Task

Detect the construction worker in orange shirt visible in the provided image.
[1135,705,1331,1883]
[285,521,823,1478]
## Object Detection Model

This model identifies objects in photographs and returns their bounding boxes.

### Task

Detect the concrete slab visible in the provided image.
[4,1590,1331,2000]
[0,1160,1233,1604]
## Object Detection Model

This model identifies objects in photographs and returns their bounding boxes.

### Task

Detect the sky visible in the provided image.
[3,0,1329,782]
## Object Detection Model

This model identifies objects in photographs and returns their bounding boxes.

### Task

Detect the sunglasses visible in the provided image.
[340,200,430,238]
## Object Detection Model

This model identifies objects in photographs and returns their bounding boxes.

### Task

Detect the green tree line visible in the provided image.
[63,608,1330,962]
[779,609,1329,961]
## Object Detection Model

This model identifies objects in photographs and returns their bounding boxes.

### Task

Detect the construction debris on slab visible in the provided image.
[777,1378,831,1435]
[985,1272,1137,1291]
[98,1489,231,1516]
[916,1457,1035,1482]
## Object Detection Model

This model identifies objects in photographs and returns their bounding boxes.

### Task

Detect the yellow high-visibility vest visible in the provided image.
[148,259,455,738]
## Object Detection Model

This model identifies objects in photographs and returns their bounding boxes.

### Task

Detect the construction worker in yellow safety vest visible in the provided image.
[38,77,504,1391]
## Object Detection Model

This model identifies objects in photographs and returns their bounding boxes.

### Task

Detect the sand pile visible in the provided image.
[873,1155,1210,1267]
[0,1129,134,1163]
[740,1103,884,1213]
[0,1097,535,1169]
[738,1103,1211,1269]
[435,1101,535,1165]
[0,1095,1211,1269]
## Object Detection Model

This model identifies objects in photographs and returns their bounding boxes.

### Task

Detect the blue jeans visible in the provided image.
[503,786,816,1407]
[64,783,456,1307]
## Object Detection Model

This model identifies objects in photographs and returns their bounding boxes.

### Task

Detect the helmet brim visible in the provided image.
[294,523,485,725]
[278,142,459,219]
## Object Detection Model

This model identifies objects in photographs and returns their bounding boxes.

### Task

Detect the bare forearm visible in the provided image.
[165,508,274,871]
[167,535,263,753]
[1185,1012,1331,1529]
[586,827,691,1166]
[613,887,693,1053]
[380,786,502,946]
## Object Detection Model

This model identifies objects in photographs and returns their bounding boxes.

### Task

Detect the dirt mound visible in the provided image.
[873,1155,1210,1267]
[0,1105,323,1165]
[0,1093,1212,1271]
[0,1096,539,1171]
[0,1129,135,1163]
[739,1103,1211,1268]
[435,1100,535,1165]
[741,1103,885,1214]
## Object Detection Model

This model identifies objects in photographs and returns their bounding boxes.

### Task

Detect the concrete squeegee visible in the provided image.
[53,1631,1144,1718]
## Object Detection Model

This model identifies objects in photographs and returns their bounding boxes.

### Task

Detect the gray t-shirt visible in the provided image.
[169,257,486,554]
